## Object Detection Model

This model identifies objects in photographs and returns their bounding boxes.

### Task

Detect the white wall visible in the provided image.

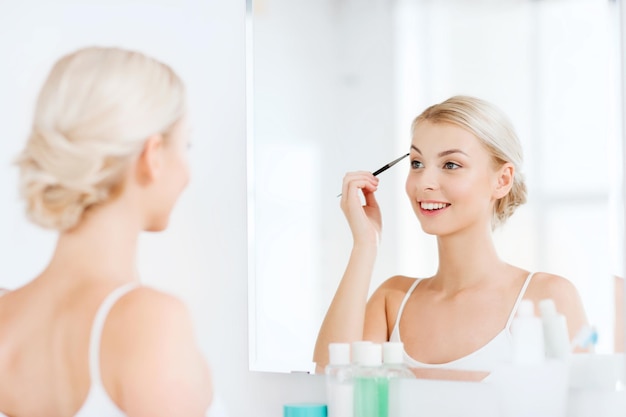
[0,0,324,415]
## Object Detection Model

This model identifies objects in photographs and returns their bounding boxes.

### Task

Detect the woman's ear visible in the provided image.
[494,163,514,199]
[135,134,164,186]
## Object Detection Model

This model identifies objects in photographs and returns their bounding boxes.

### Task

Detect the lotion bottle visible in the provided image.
[539,298,570,359]
[381,342,414,379]
[325,343,353,417]
[379,342,414,417]
[511,299,545,364]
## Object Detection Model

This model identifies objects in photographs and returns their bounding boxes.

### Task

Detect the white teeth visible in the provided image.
[420,202,448,210]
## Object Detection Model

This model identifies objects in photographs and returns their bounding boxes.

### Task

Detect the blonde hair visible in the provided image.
[16,46,186,231]
[412,95,527,228]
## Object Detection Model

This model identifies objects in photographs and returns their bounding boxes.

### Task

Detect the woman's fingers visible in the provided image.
[341,172,379,201]
[362,186,379,209]
[340,172,382,244]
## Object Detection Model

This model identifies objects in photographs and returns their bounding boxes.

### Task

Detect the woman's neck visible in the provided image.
[43,198,142,286]
[433,225,507,292]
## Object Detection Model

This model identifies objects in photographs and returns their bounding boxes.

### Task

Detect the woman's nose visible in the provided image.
[417,167,439,191]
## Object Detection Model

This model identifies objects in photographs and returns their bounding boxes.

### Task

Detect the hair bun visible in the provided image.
[17,128,110,231]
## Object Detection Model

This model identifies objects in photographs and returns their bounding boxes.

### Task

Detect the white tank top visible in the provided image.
[73,282,137,417]
[0,284,228,417]
[389,272,535,372]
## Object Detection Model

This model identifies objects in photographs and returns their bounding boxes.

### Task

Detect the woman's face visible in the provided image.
[405,120,501,236]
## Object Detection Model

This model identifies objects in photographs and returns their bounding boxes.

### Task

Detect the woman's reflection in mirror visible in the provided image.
[314,95,589,376]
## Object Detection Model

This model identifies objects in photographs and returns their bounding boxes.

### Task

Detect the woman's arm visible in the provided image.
[104,288,213,417]
[312,172,382,372]
[313,244,378,372]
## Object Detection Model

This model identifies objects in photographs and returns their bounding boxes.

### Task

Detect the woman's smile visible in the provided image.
[419,201,451,216]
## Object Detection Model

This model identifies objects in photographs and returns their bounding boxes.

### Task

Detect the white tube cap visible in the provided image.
[539,298,557,317]
[328,343,350,366]
[383,342,404,364]
[517,299,535,318]
[351,341,373,365]
[360,343,382,367]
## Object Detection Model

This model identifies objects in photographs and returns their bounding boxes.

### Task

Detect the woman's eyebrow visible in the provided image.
[410,145,468,158]
[438,149,468,157]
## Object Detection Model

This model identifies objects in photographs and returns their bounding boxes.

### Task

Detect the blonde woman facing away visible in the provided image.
[0,47,227,417]
[314,96,588,376]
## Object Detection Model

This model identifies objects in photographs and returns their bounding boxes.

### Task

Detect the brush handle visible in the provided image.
[372,153,409,176]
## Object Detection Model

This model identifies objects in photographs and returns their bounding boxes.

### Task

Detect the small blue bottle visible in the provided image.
[283,403,327,417]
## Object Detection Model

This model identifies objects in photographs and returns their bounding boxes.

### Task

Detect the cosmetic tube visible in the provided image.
[539,299,570,359]
[511,299,545,364]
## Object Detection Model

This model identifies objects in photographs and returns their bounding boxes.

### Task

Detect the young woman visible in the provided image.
[314,95,588,375]
[0,47,225,417]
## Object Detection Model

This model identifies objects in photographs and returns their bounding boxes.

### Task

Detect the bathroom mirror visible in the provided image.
[247,0,623,373]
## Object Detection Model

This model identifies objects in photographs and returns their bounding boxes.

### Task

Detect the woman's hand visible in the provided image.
[340,171,382,246]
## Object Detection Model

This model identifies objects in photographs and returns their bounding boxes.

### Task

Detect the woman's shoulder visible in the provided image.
[526,271,580,301]
[103,285,213,415]
[105,285,197,349]
[112,285,189,316]
[368,276,423,313]
[377,275,422,294]
[525,271,588,336]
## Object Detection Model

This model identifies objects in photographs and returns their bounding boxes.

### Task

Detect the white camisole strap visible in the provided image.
[72,282,140,417]
[504,272,535,330]
[88,282,140,386]
[394,278,422,327]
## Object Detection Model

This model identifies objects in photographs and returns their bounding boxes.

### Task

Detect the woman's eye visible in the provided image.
[444,162,460,170]
[411,160,423,169]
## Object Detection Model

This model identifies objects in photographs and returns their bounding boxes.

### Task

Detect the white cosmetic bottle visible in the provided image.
[381,342,414,379]
[511,299,545,364]
[325,343,353,417]
[539,298,570,359]
[498,300,570,417]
